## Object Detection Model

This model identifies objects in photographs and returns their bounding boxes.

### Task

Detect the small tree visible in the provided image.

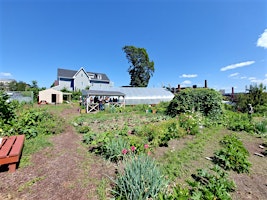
[235,83,267,113]
[123,45,154,87]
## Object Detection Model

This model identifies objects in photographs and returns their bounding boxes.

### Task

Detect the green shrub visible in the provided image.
[225,111,255,133]
[3,108,64,138]
[166,88,223,119]
[111,154,168,200]
[188,165,236,200]
[213,135,251,173]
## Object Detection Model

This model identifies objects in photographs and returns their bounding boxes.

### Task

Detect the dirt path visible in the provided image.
[231,134,267,200]
[0,106,266,200]
[0,106,115,200]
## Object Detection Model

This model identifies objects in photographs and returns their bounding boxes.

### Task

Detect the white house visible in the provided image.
[52,67,112,91]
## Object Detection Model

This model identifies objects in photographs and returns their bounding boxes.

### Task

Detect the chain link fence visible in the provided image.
[7,91,33,103]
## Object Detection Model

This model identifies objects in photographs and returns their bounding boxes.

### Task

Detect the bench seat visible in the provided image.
[0,135,25,173]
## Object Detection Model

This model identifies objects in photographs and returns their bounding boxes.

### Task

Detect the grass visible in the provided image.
[20,134,53,168]
[96,178,110,200]
[159,127,230,182]
[17,176,45,192]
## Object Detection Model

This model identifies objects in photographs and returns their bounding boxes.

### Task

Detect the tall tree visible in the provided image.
[123,46,154,87]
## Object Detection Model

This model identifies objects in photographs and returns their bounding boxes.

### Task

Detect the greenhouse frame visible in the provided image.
[82,86,174,106]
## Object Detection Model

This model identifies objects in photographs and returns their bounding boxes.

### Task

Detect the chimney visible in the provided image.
[204,80,207,88]
[231,87,234,101]
[177,84,181,92]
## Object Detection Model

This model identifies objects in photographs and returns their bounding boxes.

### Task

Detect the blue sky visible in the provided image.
[0,0,267,93]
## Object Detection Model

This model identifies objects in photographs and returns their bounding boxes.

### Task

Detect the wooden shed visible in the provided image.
[38,88,71,104]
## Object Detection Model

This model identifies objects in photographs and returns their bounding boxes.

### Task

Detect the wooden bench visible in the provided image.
[0,135,25,173]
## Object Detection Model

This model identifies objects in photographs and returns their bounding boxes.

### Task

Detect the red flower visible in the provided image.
[131,146,136,152]
[144,144,149,149]
[121,149,128,155]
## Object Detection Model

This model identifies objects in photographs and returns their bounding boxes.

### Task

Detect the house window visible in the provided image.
[81,73,83,77]
[97,74,102,80]
[81,82,83,86]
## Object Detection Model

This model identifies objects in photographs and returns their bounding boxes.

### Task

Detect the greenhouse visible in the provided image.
[83,86,174,106]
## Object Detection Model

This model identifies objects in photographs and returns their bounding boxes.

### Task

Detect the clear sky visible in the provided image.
[1,0,267,93]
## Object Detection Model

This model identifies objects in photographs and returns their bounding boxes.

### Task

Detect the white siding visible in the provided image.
[74,69,90,91]
[39,88,63,104]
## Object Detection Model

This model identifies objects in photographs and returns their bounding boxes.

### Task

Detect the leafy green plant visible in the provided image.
[166,88,223,119]
[0,91,17,125]
[254,119,267,134]
[213,134,251,173]
[77,125,91,134]
[111,154,168,200]
[187,165,236,200]
[225,111,255,133]
[178,112,200,135]
[157,184,190,200]
[103,137,130,162]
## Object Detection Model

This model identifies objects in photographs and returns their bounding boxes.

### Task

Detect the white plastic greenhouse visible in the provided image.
[83,86,174,105]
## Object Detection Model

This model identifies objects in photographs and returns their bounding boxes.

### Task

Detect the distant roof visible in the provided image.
[82,90,125,96]
[57,68,110,81]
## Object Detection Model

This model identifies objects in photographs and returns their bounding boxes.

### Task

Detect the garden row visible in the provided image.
[73,109,262,199]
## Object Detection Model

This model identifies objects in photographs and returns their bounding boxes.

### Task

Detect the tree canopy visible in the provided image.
[122,46,154,87]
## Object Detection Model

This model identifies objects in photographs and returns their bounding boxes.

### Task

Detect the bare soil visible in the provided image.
[0,106,116,200]
[0,106,266,200]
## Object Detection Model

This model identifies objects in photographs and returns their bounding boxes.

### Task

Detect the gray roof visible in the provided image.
[82,90,125,96]
[57,68,110,81]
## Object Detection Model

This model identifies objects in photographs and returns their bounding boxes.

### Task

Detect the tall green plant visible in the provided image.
[111,154,168,200]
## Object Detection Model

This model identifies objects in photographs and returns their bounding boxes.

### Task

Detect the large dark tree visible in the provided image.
[123,46,154,87]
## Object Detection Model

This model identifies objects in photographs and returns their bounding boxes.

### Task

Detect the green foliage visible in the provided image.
[254,119,267,134]
[213,135,251,173]
[77,125,91,134]
[111,154,167,200]
[0,91,17,125]
[235,83,267,114]
[20,134,53,167]
[224,111,255,133]
[104,137,130,162]
[122,45,155,87]
[187,165,236,200]
[166,88,223,119]
[157,185,190,200]
[2,108,64,138]
[136,118,186,147]
[153,101,170,114]
[178,112,202,135]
